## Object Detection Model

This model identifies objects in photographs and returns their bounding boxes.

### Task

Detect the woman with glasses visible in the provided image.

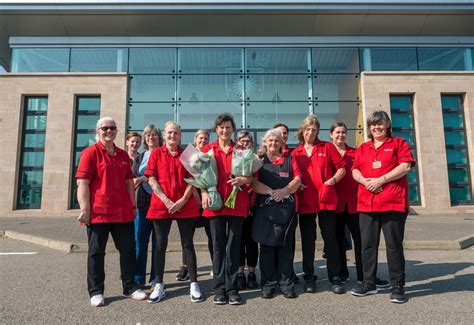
[76,117,147,307]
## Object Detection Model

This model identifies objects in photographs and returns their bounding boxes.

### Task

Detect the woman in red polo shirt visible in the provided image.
[201,113,252,306]
[350,111,415,304]
[76,117,147,307]
[145,121,202,304]
[291,115,346,294]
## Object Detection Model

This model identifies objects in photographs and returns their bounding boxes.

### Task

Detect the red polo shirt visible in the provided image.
[352,137,415,213]
[335,145,358,214]
[75,142,134,224]
[144,145,200,219]
[292,140,345,213]
[201,140,250,217]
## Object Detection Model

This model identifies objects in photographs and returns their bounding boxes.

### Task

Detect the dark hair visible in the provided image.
[296,115,320,145]
[330,122,348,133]
[273,123,289,133]
[213,113,236,131]
[366,111,392,140]
[126,131,142,142]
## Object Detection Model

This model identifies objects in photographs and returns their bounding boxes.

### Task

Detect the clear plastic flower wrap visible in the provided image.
[224,146,263,209]
[180,144,222,211]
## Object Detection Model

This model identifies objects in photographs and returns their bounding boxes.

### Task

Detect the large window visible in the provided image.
[441,95,472,205]
[12,48,70,72]
[70,96,101,209]
[17,97,48,209]
[390,95,421,205]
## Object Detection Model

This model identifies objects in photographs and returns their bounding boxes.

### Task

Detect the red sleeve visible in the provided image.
[75,147,96,180]
[144,149,159,178]
[291,157,302,178]
[397,138,416,166]
[328,143,345,169]
[352,146,362,171]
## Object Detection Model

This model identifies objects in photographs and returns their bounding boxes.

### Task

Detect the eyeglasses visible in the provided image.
[99,126,117,132]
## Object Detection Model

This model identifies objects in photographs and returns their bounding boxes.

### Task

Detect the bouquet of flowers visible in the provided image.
[224,146,262,209]
[180,144,222,211]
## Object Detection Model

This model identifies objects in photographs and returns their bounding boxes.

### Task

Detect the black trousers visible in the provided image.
[299,211,341,281]
[336,208,363,281]
[359,211,407,287]
[239,214,259,268]
[87,222,137,297]
[152,218,198,283]
[209,215,244,295]
[259,241,295,294]
[182,219,213,266]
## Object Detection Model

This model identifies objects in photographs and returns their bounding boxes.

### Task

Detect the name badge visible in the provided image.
[279,172,289,178]
[372,160,382,169]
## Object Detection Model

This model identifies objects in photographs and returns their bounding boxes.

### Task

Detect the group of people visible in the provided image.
[76,110,415,307]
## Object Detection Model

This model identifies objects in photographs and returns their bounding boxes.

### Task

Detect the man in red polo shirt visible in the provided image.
[76,117,147,307]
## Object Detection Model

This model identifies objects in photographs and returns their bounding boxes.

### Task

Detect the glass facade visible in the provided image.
[390,95,421,205]
[17,97,48,209]
[441,95,472,205]
[70,97,101,209]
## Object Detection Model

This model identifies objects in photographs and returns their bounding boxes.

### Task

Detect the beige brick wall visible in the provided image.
[0,73,128,217]
[361,72,474,214]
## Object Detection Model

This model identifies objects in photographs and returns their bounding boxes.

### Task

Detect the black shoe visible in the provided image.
[331,277,346,295]
[293,275,300,284]
[351,281,378,297]
[176,265,189,281]
[340,275,350,284]
[237,272,247,291]
[261,289,275,299]
[390,286,408,304]
[303,276,316,293]
[228,293,243,305]
[283,290,298,299]
[213,294,227,305]
[376,277,391,289]
[247,272,258,289]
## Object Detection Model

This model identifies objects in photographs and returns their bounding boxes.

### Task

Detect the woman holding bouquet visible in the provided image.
[145,121,203,303]
[236,130,259,291]
[201,113,253,305]
[252,128,302,299]
[291,115,346,294]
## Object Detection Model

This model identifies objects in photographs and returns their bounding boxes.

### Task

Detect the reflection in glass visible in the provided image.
[70,48,128,72]
[409,185,420,203]
[129,48,176,74]
[27,97,48,111]
[390,95,412,110]
[443,113,465,129]
[77,115,100,130]
[18,189,42,208]
[313,48,359,73]
[392,113,414,128]
[441,95,462,110]
[130,75,176,102]
[77,97,101,111]
[446,149,468,165]
[246,48,309,73]
[313,102,360,130]
[19,171,43,186]
[444,131,466,146]
[129,103,174,130]
[22,152,45,167]
[178,48,243,74]
[246,102,310,129]
[449,187,472,202]
[12,48,69,72]
[178,75,243,102]
[361,48,417,71]
[418,48,467,71]
[24,134,46,148]
[246,75,311,101]
[313,74,359,101]
[178,102,243,129]
[26,116,47,130]
[75,132,97,148]
[448,168,470,184]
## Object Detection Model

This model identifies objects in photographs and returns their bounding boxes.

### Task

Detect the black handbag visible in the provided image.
[252,196,296,247]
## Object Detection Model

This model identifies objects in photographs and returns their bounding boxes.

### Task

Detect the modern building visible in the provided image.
[0,0,473,217]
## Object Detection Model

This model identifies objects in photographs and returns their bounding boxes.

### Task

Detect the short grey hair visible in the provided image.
[95,117,116,142]
[259,128,283,155]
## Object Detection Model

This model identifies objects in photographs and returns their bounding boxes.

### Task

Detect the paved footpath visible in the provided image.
[1,238,473,324]
[1,214,474,252]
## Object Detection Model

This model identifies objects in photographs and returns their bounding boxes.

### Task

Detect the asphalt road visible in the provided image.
[1,238,473,324]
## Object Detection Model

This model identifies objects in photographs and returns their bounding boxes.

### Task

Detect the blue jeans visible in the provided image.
[134,208,156,285]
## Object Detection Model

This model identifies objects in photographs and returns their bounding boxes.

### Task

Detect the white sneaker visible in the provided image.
[90,294,105,307]
[129,289,147,301]
[190,282,203,303]
[148,283,165,303]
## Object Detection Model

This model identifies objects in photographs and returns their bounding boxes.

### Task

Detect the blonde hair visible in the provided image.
[142,124,162,150]
[296,115,320,145]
